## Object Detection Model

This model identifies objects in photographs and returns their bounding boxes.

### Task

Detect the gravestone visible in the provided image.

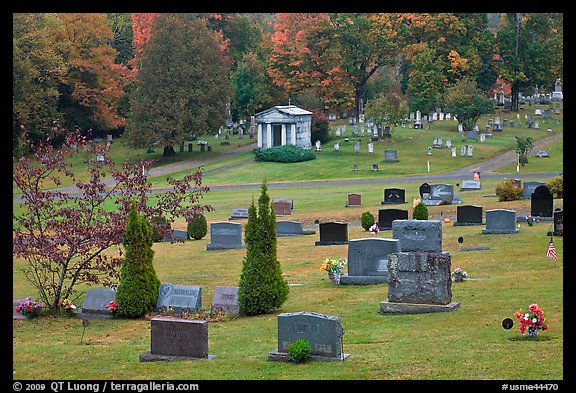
[229,208,249,220]
[454,205,484,226]
[340,238,401,285]
[522,181,546,200]
[382,188,406,205]
[274,200,292,216]
[383,149,399,162]
[315,222,348,246]
[346,193,362,207]
[460,180,481,191]
[80,288,116,317]
[530,185,553,217]
[549,208,563,236]
[268,312,349,361]
[156,283,202,313]
[380,251,459,314]
[419,183,431,200]
[392,220,443,252]
[354,142,360,153]
[277,221,308,236]
[422,184,455,205]
[162,229,188,242]
[482,209,519,234]
[211,286,239,315]
[378,208,409,230]
[206,222,245,250]
[274,199,294,210]
[140,318,212,361]
[372,163,379,171]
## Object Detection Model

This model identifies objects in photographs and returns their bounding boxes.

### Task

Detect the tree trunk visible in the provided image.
[511,80,520,112]
[163,145,176,157]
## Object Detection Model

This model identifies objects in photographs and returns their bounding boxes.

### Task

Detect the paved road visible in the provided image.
[13,132,562,201]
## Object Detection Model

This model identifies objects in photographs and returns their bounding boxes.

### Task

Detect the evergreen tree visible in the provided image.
[238,182,288,315]
[115,201,160,318]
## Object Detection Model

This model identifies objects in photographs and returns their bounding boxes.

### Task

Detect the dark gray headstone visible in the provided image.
[276,221,304,236]
[347,238,401,278]
[316,222,348,245]
[387,251,453,305]
[162,229,188,242]
[530,185,553,217]
[140,318,210,361]
[378,208,409,230]
[269,312,347,361]
[392,220,443,252]
[81,288,116,315]
[551,208,563,236]
[156,283,202,313]
[384,149,399,162]
[229,208,249,220]
[419,183,431,199]
[454,205,483,226]
[382,188,406,205]
[211,286,239,315]
[522,181,546,200]
[206,221,245,250]
[482,209,519,234]
[429,184,454,202]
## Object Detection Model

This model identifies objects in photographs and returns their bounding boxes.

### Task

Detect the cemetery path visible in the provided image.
[13,133,562,201]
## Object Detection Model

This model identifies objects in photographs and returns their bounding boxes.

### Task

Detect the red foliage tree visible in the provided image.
[13,126,213,312]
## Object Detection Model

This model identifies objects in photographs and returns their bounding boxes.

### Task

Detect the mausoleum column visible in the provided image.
[266,123,272,148]
[257,124,263,148]
[281,124,287,146]
[291,124,296,145]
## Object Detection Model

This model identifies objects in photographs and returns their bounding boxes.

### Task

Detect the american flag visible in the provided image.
[546,236,557,261]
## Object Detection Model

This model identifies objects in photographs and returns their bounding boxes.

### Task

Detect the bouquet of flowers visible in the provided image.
[61,298,77,317]
[320,257,347,275]
[515,303,549,337]
[451,267,468,282]
[369,223,380,235]
[106,300,119,316]
[15,296,44,319]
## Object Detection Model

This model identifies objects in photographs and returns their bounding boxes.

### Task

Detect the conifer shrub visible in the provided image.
[254,145,316,163]
[115,201,161,318]
[187,214,208,240]
[361,211,375,231]
[495,178,523,201]
[412,202,429,220]
[286,339,312,363]
[238,182,289,315]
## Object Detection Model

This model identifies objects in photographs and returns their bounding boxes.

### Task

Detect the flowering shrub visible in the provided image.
[369,223,380,235]
[451,267,468,282]
[15,296,44,319]
[320,257,347,275]
[61,298,77,317]
[515,303,549,337]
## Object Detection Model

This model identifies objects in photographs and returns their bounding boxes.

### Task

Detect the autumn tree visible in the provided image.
[125,13,232,156]
[364,86,408,142]
[444,77,494,131]
[13,127,213,312]
[57,13,129,131]
[13,13,67,154]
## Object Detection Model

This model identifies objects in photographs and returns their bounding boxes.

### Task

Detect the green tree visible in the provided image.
[364,86,408,142]
[515,136,533,166]
[406,45,444,114]
[238,182,289,315]
[494,13,563,111]
[125,13,232,156]
[444,77,494,131]
[115,201,160,318]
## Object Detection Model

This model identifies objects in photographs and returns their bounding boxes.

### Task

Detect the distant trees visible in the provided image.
[125,13,232,156]
[444,77,494,131]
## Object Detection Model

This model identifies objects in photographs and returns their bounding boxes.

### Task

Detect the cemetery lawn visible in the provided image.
[13,183,563,380]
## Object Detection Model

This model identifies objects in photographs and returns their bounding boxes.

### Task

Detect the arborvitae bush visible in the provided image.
[412,202,429,220]
[547,175,563,198]
[115,201,161,318]
[286,339,312,363]
[254,145,316,163]
[361,211,375,230]
[238,182,289,315]
[311,118,330,144]
[187,214,208,240]
[495,178,523,201]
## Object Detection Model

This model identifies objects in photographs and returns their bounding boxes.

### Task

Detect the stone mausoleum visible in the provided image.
[255,105,312,149]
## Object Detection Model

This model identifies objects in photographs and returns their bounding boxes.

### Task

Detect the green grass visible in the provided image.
[12,104,564,381]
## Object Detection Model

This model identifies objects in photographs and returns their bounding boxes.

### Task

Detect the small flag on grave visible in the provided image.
[546,236,557,261]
